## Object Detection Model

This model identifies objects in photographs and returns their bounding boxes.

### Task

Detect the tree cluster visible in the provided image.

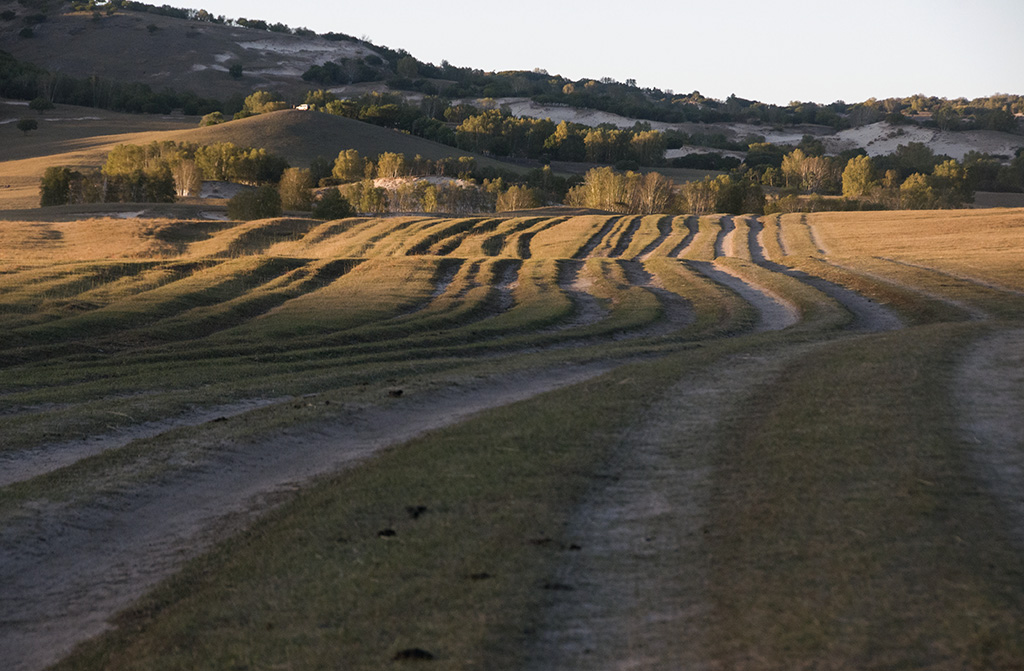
[564,167,678,214]
[40,141,289,206]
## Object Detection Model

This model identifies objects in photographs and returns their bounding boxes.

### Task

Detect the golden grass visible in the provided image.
[809,209,1024,292]
[678,215,722,261]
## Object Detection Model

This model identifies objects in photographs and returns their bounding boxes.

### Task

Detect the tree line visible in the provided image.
[39,141,289,206]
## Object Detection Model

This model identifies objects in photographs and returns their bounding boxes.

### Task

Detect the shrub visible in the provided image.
[29,97,54,112]
[40,167,74,206]
[227,186,282,220]
[199,111,224,127]
[312,189,355,220]
[17,118,38,134]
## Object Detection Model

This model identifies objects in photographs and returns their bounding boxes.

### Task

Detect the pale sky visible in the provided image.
[188,0,1024,106]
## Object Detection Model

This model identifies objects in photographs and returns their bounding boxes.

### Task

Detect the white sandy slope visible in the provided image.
[467,98,1024,161]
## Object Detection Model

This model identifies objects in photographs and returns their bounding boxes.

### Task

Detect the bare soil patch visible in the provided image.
[956,327,1024,548]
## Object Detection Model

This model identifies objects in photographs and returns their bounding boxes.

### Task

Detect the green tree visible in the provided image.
[311,188,355,219]
[236,91,288,119]
[40,166,75,206]
[227,186,282,220]
[375,152,407,179]
[899,173,935,210]
[930,159,972,207]
[16,118,37,134]
[278,167,313,210]
[228,63,243,79]
[396,56,418,78]
[496,184,540,211]
[331,149,365,182]
[29,97,54,112]
[842,155,877,200]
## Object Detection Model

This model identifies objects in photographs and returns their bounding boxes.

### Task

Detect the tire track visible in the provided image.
[956,328,1024,550]
[573,217,619,259]
[494,260,521,313]
[527,345,807,669]
[634,215,674,261]
[747,218,903,332]
[618,261,695,335]
[690,260,799,332]
[0,364,621,671]
[549,260,608,330]
[669,216,699,258]
[713,216,735,259]
[609,216,643,257]
[0,399,286,488]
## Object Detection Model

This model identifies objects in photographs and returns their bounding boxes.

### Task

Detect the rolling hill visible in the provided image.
[0,105,524,209]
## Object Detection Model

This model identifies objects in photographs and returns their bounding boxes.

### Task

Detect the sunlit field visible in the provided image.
[2,207,1024,670]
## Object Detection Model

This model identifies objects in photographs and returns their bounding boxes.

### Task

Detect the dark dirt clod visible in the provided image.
[393,647,435,661]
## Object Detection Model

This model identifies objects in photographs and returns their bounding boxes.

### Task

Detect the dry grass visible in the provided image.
[3,207,1024,670]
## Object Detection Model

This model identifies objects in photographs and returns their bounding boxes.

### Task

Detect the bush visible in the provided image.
[199,111,224,126]
[227,186,282,220]
[278,167,313,211]
[19,27,34,38]
[17,118,38,133]
[29,97,54,112]
[40,167,74,206]
[312,189,355,220]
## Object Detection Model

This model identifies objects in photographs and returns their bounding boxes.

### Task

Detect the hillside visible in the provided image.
[0,1,381,101]
[0,105,522,209]
[3,0,1023,176]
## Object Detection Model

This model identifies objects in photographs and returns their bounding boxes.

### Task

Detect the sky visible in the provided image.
[186,0,1024,106]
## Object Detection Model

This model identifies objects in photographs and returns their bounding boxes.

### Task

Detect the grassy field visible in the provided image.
[1,206,1023,670]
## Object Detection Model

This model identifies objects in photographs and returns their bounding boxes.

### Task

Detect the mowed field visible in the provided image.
[1,207,1024,670]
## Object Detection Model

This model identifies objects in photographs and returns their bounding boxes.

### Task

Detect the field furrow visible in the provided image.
[2,207,1023,671]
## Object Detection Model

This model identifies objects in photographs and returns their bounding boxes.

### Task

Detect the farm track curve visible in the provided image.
[746,218,904,333]
[526,343,811,669]
[0,362,620,671]
[5,210,1021,670]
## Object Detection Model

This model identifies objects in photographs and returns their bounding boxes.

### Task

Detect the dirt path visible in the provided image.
[713,216,735,258]
[748,219,904,333]
[609,216,643,257]
[0,399,284,488]
[955,327,1024,548]
[573,217,618,259]
[690,260,800,332]
[0,363,620,671]
[525,344,808,669]
[618,261,695,336]
[550,260,609,330]
[494,260,521,312]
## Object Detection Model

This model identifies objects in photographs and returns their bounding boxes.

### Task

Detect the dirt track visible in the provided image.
[0,363,617,671]
[2,211,1020,669]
